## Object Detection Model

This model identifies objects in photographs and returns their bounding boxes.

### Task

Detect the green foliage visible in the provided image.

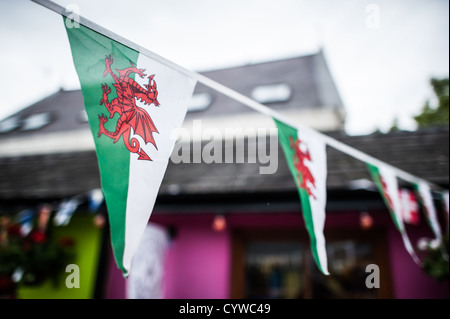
[0,216,75,296]
[414,78,449,128]
[388,117,400,133]
[421,234,449,282]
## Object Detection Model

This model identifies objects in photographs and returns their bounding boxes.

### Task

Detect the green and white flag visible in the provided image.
[414,182,447,260]
[64,23,196,276]
[274,119,329,275]
[367,164,421,265]
[442,191,449,234]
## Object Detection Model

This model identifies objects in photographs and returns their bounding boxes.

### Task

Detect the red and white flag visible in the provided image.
[399,189,420,225]
[368,164,421,265]
[275,119,329,275]
[64,22,196,276]
[414,182,443,245]
[442,191,449,233]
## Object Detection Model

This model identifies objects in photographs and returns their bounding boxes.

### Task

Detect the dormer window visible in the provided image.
[0,116,20,133]
[251,83,291,104]
[188,93,213,112]
[21,112,51,131]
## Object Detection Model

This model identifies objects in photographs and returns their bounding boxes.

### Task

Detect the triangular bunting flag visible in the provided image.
[442,191,449,234]
[399,188,420,225]
[274,119,329,275]
[414,182,448,260]
[54,196,81,226]
[88,188,104,213]
[16,209,35,236]
[367,164,421,265]
[64,23,196,276]
[414,182,443,243]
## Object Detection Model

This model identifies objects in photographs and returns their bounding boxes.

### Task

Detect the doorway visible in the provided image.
[231,228,392,299]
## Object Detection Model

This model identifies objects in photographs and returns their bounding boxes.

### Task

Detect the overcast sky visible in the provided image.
[0,0,448,135]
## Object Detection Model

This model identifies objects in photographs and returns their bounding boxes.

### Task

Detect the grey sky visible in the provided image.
[0,0,448,135]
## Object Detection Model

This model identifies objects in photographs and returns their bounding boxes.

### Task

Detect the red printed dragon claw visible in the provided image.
[101,84,111,94]
[290,135,316,200]
[98,114,108,137]
[104,55,114,77]
[99,55,159,160]
[106,55,113,65]
[98,114,107,124]
[100,84,112,105]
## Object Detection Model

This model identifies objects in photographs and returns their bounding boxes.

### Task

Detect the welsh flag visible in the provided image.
[367,164,421,265]
[274,119,329,275]
[442,191,449,233]
[443,191,450,217]
[414,182,444,249]
[398,188,420,225]
[64,23,196,276]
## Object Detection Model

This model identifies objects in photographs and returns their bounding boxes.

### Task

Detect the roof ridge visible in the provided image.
[197,51,321,74]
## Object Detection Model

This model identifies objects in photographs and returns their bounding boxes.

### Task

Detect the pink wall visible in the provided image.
[103,214,231,299]
[327,210,449,299]
[387,220,449,299]
[104,210,449,299]
[162,215,231,299]
[158,212,308,298]
[104,246,126,299]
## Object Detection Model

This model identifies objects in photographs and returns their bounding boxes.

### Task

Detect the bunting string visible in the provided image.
[30,0,449,273]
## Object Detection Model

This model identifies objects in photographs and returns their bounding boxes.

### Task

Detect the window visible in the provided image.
[251,83,291,104]
[246,242,303,299]
[188,93,212,112]
[0,116,20,133]
[21,112,51,131]
[233,229,391,299]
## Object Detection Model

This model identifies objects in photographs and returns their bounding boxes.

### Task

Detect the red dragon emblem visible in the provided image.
[98,55,159,161]
[290,135,316,199]
[379,175,394,212]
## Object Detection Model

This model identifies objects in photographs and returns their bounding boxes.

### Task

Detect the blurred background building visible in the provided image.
[0,51,448,299]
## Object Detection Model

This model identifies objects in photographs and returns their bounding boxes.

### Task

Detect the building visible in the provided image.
[0,51,448,299]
